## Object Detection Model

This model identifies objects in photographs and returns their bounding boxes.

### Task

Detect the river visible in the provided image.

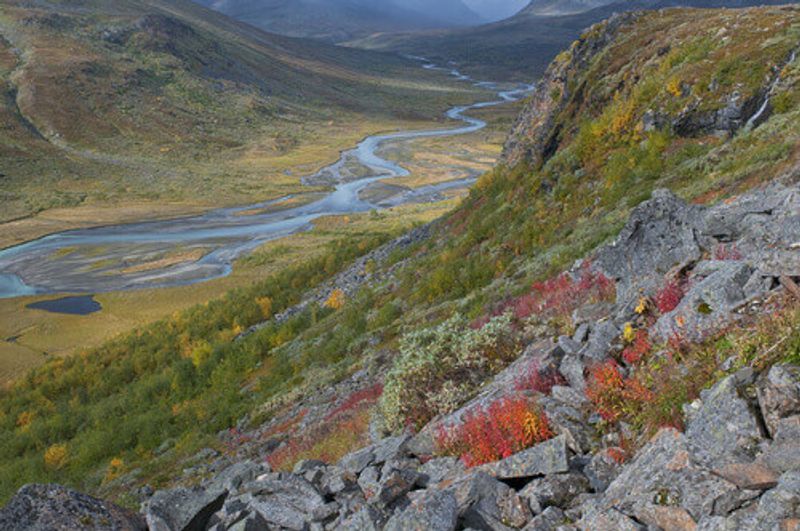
[0,64,532,299]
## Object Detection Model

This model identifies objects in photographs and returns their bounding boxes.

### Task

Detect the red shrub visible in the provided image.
[655,280,685,314]
[606,446,628,465]
[515,360,567,394]
[472,262,616,328]
[622,330,652,365]
[325,384,383,421]
[714,244,743,261]
[261,408,309,440]
[585,360,654,423]
[434,396,554,467]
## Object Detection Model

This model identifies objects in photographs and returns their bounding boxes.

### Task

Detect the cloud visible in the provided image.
[462,0,529,21]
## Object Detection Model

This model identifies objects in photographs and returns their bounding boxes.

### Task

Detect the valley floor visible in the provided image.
[0,97,524,384]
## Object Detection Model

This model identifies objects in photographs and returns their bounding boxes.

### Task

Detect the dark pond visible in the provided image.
[26,295,102,315]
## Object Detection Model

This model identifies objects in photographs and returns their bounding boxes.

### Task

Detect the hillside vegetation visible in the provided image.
[0,0,484,233]
[1,4,800,512]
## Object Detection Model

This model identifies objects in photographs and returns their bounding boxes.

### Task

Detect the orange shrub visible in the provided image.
[585,360,654,423]
[324,289,346,310]
[435,396,553,467]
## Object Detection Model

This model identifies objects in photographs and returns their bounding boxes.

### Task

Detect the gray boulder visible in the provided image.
[653,261,753,342]
[758,415,800,475]
[756,364,800,437]
[142,486,226,531]
[684,372,765,469]
[482,436,570,480]
[0,484,145,531]
[595,189,703,308]
[447,472,531,529]
[519,472,590,514]
[581,428,741,525]
[384,489,458,531]
[723,470,800,529]
[418,457,465,488]
[523,506,567,530]
[580,321,619,362]
[583,449,623,493]
[338,445,376,475]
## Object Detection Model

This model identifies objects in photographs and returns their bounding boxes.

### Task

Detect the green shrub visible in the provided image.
[380,313,517,432]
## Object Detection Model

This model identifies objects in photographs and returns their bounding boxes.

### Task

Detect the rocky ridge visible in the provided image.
[4,176,800,530]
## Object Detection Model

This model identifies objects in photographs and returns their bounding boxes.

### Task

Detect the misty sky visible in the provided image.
[463,0,530,21]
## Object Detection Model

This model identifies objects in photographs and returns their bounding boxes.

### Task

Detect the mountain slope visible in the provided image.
[0,4,799,508]
[0,0,483,228]
[194,0,484,42]
[351,0,800,81]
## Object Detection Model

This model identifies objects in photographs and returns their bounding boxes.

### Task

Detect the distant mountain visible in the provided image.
[352,0,800,80]
[464,0,530,21]
[524,0,614,16]
[195,0,485,42]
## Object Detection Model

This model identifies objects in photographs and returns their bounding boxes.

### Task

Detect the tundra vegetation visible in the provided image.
[1,6,800,508]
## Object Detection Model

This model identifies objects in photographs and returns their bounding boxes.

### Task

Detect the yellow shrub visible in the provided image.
[105,457,125,482]
[324,289,346,310]
[666,78,683,97]
[623,322,636,343]
[256,296,273,319]
[44,444,68,470]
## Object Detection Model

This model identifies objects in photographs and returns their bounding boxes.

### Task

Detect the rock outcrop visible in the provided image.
[0,484,145,531]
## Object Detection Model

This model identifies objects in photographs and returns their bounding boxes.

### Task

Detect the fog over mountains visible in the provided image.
[196,0,531,40]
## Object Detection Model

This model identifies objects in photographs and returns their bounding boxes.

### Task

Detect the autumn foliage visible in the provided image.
[434,396,554,467]
[585,360,654,423]
[622,329,652,365]
[267,385,383,471]
[473,262,615,328]
[654,280,685,314]
[324,289,346,310]
[325,384,383,421]
[515,360,567,394]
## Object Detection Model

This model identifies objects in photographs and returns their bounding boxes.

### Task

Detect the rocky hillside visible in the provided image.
[1,5,800,530]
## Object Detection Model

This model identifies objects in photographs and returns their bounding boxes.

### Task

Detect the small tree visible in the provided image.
[324,289,346,310]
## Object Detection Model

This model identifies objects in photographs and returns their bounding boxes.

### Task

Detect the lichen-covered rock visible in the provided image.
[418,457,465,488]
[723,470,800,529]
[583,449,623,493]
[581,428,741,526]
[523,506,567,531]
[446,471,531,529]
[757,415,800,475]
[383,489,458,531]
[482,435,570,480]
[756,364,800,437]
[0,484,145,531]
[653,261,753,342]
[519,472,590,514]
[684,372,765,469]
[579,321,619,362]
[595,189,704,309]
[142,485,226,531]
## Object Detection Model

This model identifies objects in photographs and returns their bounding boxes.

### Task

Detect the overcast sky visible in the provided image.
[463,0,530,20]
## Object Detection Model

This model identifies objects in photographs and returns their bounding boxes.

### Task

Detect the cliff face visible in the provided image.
[501,12,637,168]
[502,6,800,168]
